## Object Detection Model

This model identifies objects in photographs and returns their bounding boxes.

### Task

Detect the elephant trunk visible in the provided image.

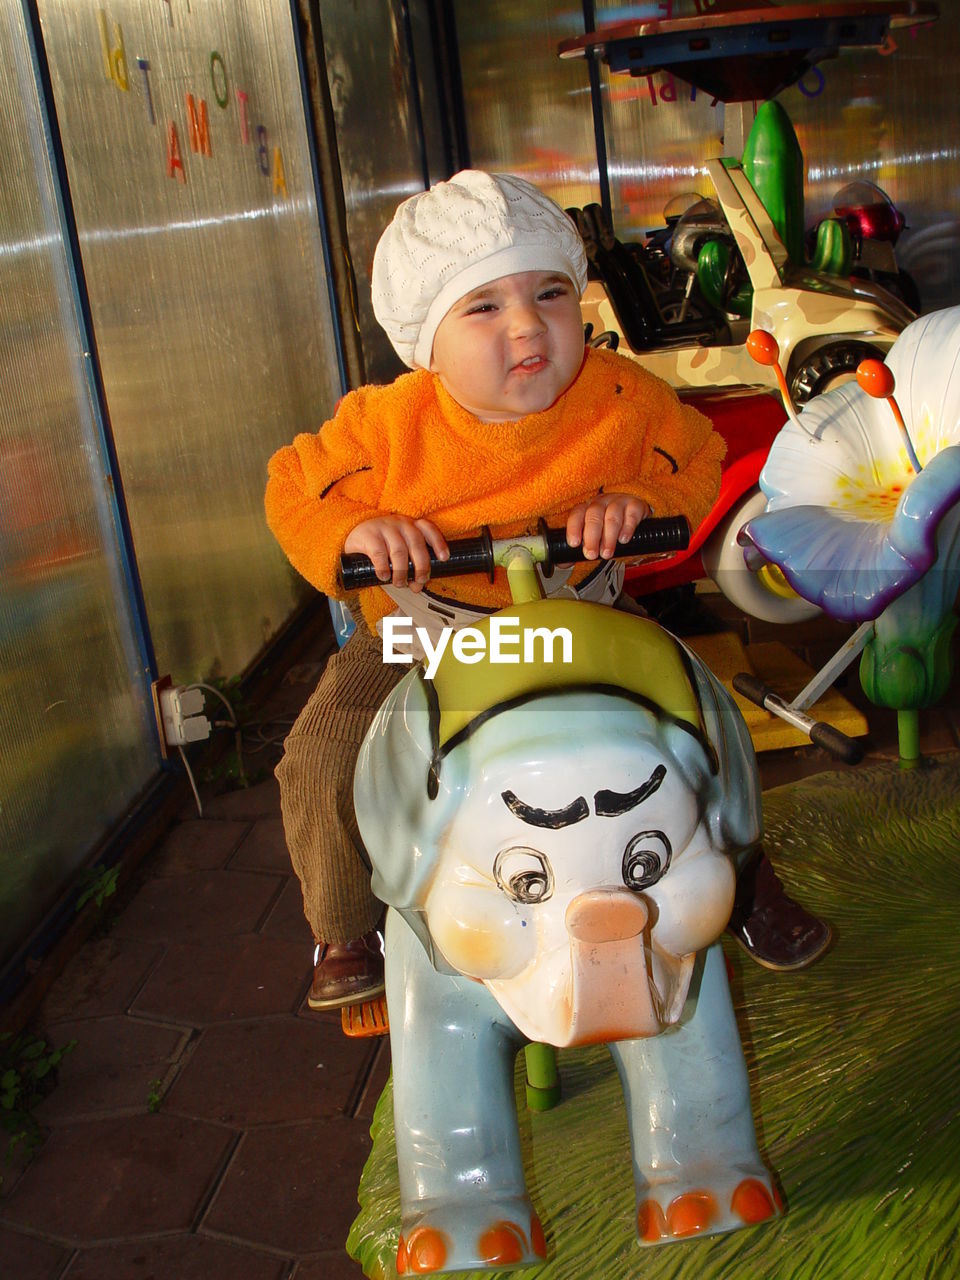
[558,890,662,1047]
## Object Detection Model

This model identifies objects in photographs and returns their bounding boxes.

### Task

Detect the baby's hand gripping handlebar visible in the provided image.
[338,516,690,591]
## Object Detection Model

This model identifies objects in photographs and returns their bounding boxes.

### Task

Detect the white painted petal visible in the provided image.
[760,382,910,513]
[885,306,960,463]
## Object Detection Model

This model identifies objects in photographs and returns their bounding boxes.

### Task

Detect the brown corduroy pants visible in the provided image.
[275,627,405,945]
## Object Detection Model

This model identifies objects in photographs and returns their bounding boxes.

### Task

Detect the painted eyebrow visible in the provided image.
[501,790,589,830]
[594,764,667,817]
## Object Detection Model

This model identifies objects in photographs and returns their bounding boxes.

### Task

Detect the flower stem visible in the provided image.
[897,708,922,768]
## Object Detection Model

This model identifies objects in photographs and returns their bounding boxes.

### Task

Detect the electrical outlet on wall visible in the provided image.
[150,675,212,757]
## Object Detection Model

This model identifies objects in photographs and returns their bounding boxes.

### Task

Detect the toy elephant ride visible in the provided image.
[344,521,782,1274]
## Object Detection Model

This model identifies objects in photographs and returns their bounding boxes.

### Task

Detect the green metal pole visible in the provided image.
[897,708,921,769]
[503,540,558,1110]
[501,544,546,604]
[524,1042,561,1112]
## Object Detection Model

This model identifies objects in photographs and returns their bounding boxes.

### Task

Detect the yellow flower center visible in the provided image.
[828,454,915,518]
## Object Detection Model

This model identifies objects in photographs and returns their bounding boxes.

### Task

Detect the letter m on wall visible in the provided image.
[185,94,212,156]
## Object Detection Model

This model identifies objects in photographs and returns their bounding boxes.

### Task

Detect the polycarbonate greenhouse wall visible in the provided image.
[0,0,345,978]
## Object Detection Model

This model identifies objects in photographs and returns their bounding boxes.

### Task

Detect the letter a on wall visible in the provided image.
[167,121,186,182]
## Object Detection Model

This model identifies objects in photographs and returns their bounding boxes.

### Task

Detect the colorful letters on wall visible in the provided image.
[97,5,288,196]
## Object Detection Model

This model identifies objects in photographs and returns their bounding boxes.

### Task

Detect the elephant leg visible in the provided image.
[385,910,548,1274]
[609,943,782,1246]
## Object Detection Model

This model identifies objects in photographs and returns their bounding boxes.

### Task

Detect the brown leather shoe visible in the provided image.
[727,850,833,972]
[308,930,385,1010]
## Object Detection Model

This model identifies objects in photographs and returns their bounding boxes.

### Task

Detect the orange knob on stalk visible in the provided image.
[747,329,802,425]
[856,358,895,399]
[856,358,922,473]
[746,329,781,367]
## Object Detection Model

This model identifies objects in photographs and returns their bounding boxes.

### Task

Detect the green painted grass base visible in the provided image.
[347,756,960,1279]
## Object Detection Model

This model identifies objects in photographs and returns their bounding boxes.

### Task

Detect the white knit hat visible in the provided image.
[371,170,588,369]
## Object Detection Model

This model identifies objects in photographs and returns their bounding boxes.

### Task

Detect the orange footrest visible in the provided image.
[341,995,390,1037]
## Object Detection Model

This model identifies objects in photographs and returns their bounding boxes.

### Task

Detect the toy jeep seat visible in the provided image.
[569,204,719,351]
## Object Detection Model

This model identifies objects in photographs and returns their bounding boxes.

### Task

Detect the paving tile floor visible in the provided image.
[2,594,959,1280]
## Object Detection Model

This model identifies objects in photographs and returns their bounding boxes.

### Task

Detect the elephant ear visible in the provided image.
[353,667,464,964]
[683,645,763,853]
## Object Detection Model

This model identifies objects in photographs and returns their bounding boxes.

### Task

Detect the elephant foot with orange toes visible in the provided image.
[396,1200,547,1275]
[635,1170,783,1247]
[393,1175,781,1274]
[393,1175,781,1275]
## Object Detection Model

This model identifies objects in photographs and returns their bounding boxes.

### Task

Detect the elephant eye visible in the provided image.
[494,847,554,904]
[622,831,672,891]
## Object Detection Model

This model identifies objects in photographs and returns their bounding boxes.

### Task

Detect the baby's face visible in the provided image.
[430,270,585,422]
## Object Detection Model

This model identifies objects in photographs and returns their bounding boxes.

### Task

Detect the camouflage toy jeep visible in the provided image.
[578,102,915,404]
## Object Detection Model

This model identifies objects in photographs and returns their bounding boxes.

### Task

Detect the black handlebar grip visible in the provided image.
[731,673,769,708]
[809,722,865,765]
[540,515,689,567]
[338,529,495,591]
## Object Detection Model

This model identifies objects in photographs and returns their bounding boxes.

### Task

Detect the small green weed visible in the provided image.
[207,674,247,720]
[0,1032,76,1163]
[195,675,258,791]
[75,863,120,912]
[147,1077,164,1113]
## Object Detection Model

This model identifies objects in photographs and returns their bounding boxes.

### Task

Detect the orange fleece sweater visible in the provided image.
[265,347,724,631]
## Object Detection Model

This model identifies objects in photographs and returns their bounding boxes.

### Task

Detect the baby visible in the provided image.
[266,170,830,1009]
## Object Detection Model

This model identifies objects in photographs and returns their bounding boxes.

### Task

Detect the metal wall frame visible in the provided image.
[20,0,158,694]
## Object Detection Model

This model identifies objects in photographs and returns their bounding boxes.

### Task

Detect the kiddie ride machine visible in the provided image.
[546,1,943,726]
[558,2,939,633]
[338,517,867,1276]
[560,2,936,408]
